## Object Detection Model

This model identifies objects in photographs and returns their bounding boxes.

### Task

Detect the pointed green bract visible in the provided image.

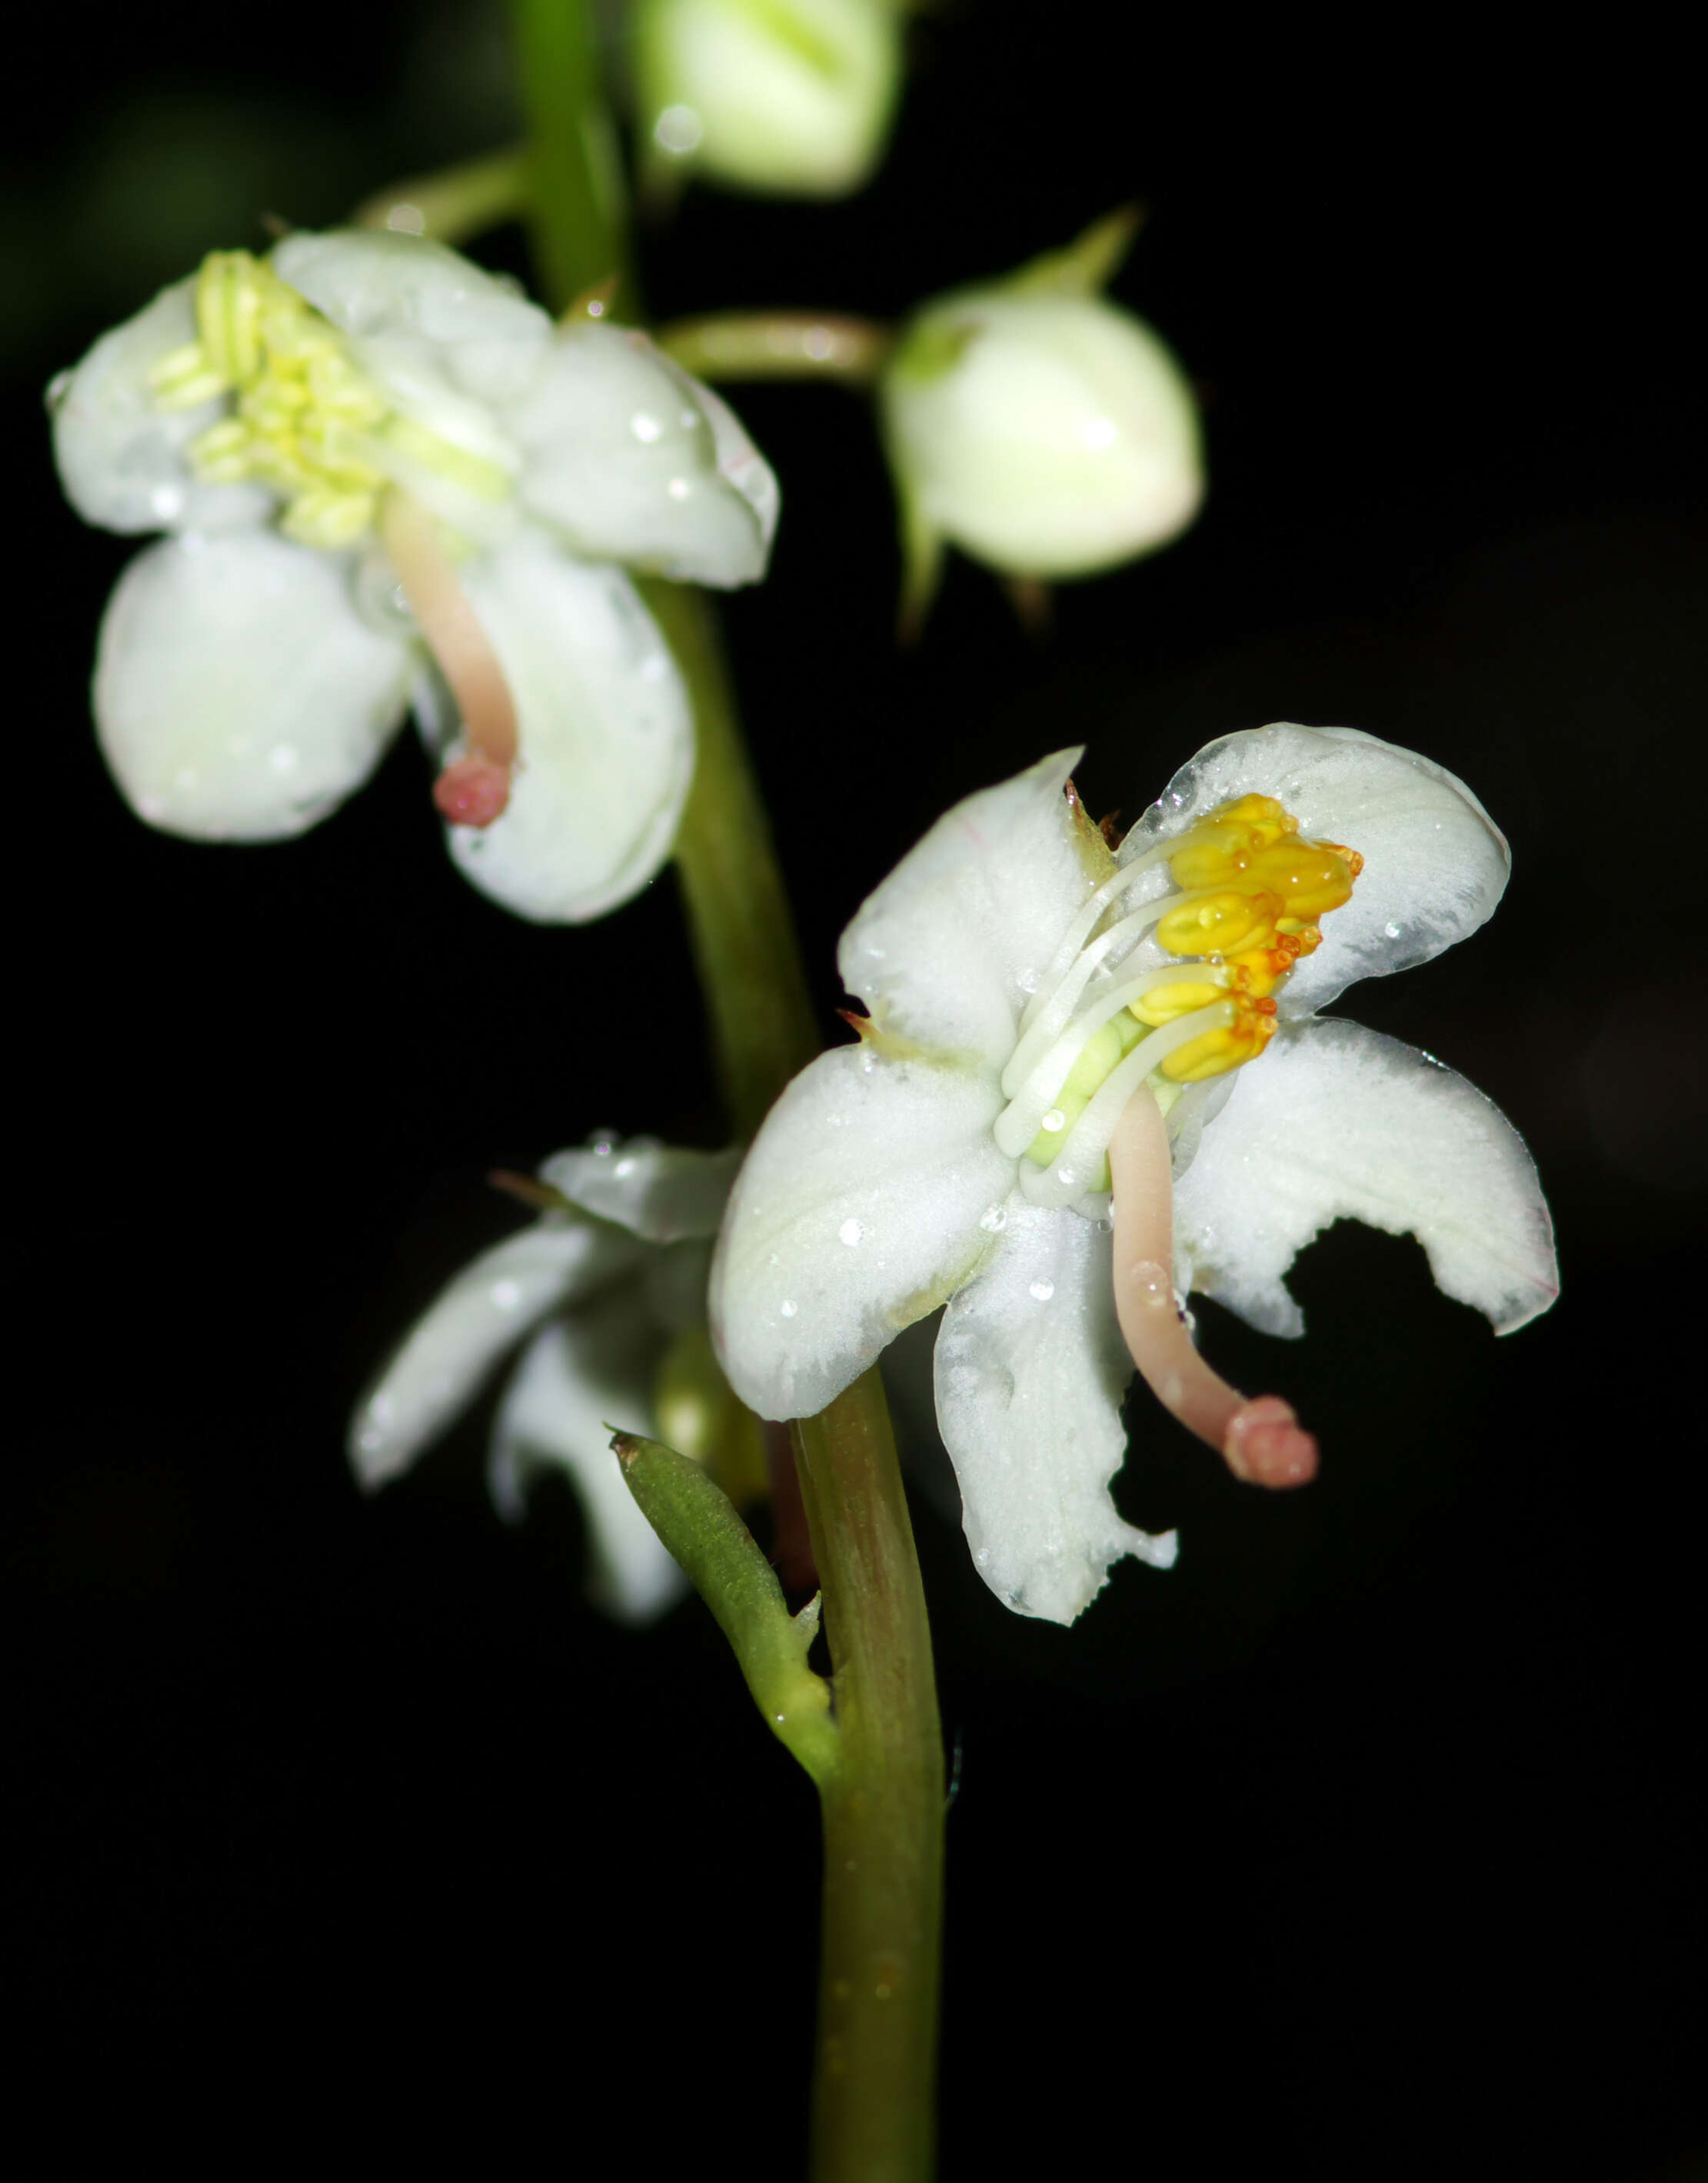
[614,1431,841,1786]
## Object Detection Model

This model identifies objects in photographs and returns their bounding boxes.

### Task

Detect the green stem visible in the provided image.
[512,12,944,2176]
[658,312,894,388]
[509,0,634,314]
[794,1374,944,2183]
[353,146,529,245]
[639,578,819,1139]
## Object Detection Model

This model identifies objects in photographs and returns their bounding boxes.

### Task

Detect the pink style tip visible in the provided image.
[432,755,511,829]
[1223,1397,1320,1488]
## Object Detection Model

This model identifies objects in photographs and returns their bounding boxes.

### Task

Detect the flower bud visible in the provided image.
[879,215,1203,605]
[634,0,902,198]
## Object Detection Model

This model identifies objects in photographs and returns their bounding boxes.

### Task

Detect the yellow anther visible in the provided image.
[1245,838,1357,918]
[1158,995,1279,1083]
[1156,888,1280,958]
[1127,976,1228,1028]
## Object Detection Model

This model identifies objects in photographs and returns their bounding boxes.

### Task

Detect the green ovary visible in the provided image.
[1022,1009,1167,1171]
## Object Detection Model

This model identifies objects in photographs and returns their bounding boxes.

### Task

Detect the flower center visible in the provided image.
[148,250,511,551]
[995,792,1360,1208]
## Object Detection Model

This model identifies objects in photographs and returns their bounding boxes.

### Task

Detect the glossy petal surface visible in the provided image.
[271,229,553,408]
[438,538,694,922]
[1171,1018,1560,1337]
[95,532,411,840]
[349,1220,636,1488]
[50,277,272,536]
[711,1045,1014,1421]
[838,748,1104,1071]
[935,1195,1175,1624]
[1122,723,1510,1015]
[511,322,778,585]
[489,1311,687,1625]
[539,1138,741,1242]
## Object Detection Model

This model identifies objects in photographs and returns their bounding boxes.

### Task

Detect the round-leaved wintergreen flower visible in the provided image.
[710,725,1558,1625]
[50,229,779,922]
[350,1135,747,1624]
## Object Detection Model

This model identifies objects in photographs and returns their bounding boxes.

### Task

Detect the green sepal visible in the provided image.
[614,1430,841,1787]
[1007,203,1145,299]
[892,465,944,642]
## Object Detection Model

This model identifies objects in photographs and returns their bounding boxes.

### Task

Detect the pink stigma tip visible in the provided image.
[1224,1396,1320,1489]
[433,756,511,828]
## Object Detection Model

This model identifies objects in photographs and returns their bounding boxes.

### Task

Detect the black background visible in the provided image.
[12,5,1704,2173]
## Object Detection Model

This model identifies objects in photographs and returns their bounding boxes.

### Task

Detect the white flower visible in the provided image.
[636,0,903,198]
[349,1135,744,1623]
[711,725,1558,1625]
[880,231,1201,595]
[50,230,779,922]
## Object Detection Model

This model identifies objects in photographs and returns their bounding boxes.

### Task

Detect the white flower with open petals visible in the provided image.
[711,725,1558,1625]
[50,230,778,922]
[350,1136,744,1623]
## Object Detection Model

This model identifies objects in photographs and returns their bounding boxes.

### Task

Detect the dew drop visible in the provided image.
[665,476,691,501]
[1384,919,1402,939]
[780,1300,798,1319]
[838,1218,864,1247]
[978,1205,1007,1234]
[1040,1108,1066,1134]
[654,102,703,155]
[1028,1279,1055,1301]
[630,412,663,445]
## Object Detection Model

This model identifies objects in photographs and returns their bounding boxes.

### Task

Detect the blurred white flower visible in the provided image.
[636,0,903,198]
[350,1136,745,1623]
[880,215,1201,615]
[712,726,1557,1625]
[50,230,778,922]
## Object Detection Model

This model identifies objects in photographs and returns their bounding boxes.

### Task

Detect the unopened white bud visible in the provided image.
[881,256,1204,590]
[635,0,902,198]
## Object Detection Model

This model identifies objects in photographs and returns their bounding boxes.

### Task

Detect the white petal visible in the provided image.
[837,748,1107,1071]
[711,1045,1015,1421]
[934,1196,1175,1625]
[489,1315,688,1625]
[1171,1018,1559,1338]
[270,229,553,408]
[349,1218,640,1489]
[94,533,411,841]
[435,538,694,922]
[538,1138,741,1242]
[49,276,272,535]
[1121,723,1510,1015]
[508,322,778,586]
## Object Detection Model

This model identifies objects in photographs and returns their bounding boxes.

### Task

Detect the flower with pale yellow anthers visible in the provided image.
[711,724,1559,1625]
[49,230,778,922]
[349,1135,757,1624]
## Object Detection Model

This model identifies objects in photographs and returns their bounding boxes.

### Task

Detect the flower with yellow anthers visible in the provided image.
[710,723,1559,1625]
[49,231,778,922]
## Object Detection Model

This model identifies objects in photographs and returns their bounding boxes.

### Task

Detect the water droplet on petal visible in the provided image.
[630,412,663,444]
[780,1300,798,1319]
[978,1205,1007,1233]
[665,477,691,501]
[1040,1108,1066,1134]
[1028,1279,1055,1301]
[654,103,703,155]
[838,1218,864,1246]
[1384,919,1402,939]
